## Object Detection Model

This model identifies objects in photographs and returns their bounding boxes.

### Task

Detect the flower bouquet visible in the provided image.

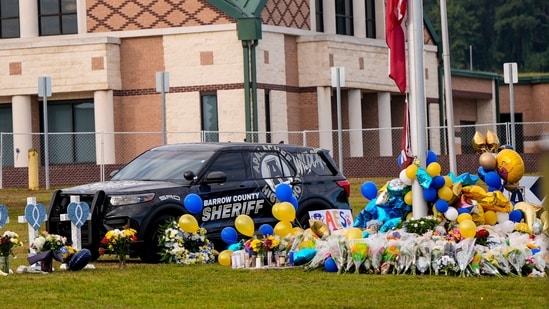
[415,237,433,274]
[99,227,138,268]
[395,236,416,274]
[1,231,23,274]
[381,240,400,274]
[245,235,280,266]
[158,220,215,265]
[348,239,369,274]
[28,231,66,272]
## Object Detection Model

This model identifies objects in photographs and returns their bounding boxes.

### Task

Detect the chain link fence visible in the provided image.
[1,122,547,189]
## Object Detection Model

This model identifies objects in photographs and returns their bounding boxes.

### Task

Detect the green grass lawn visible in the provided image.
[1,179,548,308]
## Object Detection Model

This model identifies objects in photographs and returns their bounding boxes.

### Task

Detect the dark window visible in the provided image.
[207,152,248,182]
[0,104,14,166]
[336,0,353,36]
[499,113,524,153]
[365,0,376,38]
[201,93,219,142]
[460,121,476,154]
[264,90,271,143]
[0,0,19,38]
[39,0,77,36]
[315,0,324,32]
[42,100,95,164]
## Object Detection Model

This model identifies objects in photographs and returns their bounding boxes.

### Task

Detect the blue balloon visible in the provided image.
[290,196,299,210]
[184,193,203,214]
[426,150,437,165]
[275,183,293,202]
[431,176,445,189]
[397,154,403,168]
[361,181,378,200]
[423,187,437,202]
[258,224,274,236]
[477,166,487,181]
[221,227,238,245]
[484,171,502,188]
[457,207,471,214]
[509,209,523,223]
[434,199,449,213]
[324,257,338,272]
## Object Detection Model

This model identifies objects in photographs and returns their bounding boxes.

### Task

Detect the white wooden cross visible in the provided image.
[59,196,91,250]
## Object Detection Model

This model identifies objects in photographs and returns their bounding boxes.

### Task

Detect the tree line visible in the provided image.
[424,0,549,73]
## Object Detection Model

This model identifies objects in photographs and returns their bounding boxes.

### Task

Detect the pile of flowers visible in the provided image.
[99,227,138,257]
[1,231,22,257]
[158,220,215,265]
[300,222,547,277]
[31,231,66,253]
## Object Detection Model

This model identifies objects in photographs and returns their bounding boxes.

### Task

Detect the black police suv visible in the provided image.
[46,142,351,263]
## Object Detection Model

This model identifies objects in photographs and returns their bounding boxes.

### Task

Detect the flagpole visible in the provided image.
[408,0,428,218]
[440,0,457,174]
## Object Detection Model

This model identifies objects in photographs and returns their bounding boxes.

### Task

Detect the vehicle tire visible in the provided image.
[139,214,175,263]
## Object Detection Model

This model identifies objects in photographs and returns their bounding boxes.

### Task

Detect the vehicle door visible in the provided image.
[197,151,262,234]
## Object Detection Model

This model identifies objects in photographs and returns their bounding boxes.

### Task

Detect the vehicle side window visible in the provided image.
[206,152,248,182]
[294,152,334,176]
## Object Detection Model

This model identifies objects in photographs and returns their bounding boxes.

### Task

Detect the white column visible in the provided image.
[77,0,87,34]
[310,0,317,31]
[323,0,336,34]
[317,86,333,153]
[348,89,363,157]
[375,0,386,40]
[12,95,33,167]
[19,1,39,38]
[377,92,393,156]
[94,90,115,165]
[353,0,366,38]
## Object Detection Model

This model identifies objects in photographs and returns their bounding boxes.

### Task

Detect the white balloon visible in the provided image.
[444,206,458,221]
[496,211,509,224]
[499,220,516,234]
[399,169,413,186]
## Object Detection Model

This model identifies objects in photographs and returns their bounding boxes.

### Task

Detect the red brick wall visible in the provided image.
[87,0,233,32]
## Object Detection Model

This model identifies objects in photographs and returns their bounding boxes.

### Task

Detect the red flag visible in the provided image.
[400,99,414,168]
[386,0,407,93]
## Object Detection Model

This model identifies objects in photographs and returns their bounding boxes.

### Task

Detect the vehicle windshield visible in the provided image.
[111,149,214,181]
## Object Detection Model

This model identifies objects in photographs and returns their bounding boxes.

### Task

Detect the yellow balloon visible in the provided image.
[345,227,363,240]
[404,190,413,205]
[457,213,473,224]
[271,203,281,220]
[484,210,498,225]
[218,250,233,266]
[235,214,255,237]
[276,202,296,222]
[426,162,441,177]
[437,186,453,202]
[274,220,293,237]
[178,214,199,233]
[405,164,418,180]
[459,219,476,238]
[496,149,525,184]
[291,227,303,235]
[406,212,413,221]
[444,175,453,187]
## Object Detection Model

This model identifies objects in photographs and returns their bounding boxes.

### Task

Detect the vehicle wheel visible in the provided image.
[139,215,174,263]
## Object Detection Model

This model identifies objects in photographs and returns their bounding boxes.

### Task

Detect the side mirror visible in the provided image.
[202,171,227,184]
[184,170,196,181]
